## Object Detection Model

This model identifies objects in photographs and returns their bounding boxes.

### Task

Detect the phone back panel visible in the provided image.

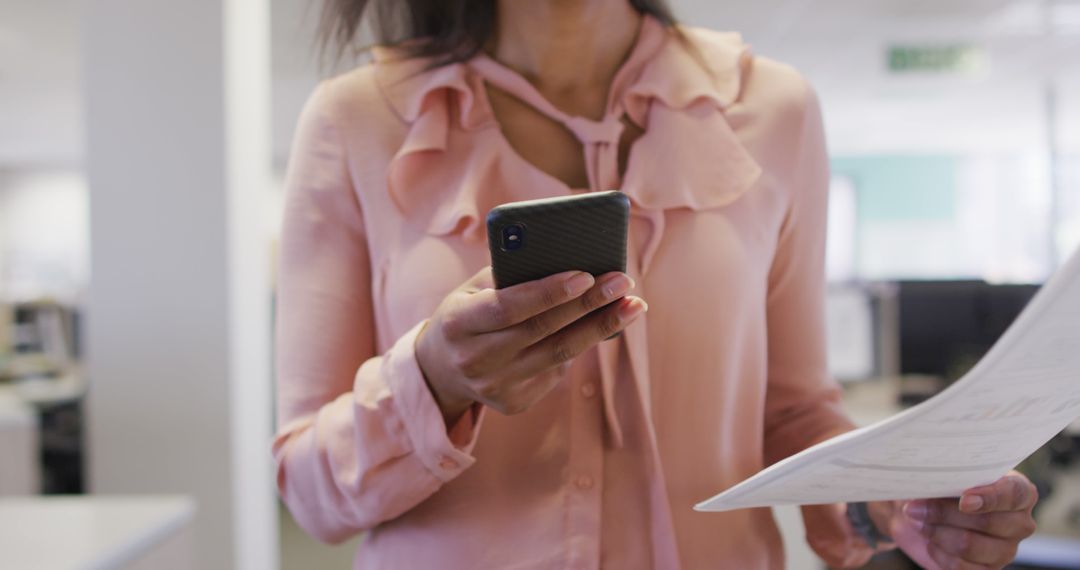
[487,191,630,289]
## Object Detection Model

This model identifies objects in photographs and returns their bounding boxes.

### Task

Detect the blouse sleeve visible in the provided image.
[271,80,483,544]
[761,78,878,567]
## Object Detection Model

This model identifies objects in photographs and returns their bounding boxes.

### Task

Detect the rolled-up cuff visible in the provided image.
[383,320,484,482]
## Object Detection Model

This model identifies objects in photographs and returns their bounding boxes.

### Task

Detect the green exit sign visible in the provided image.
[888,45,986,73]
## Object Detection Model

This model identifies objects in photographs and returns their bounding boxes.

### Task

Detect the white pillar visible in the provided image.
[82,0,277,568]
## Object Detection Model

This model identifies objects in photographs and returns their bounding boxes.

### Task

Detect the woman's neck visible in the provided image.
[491,0,643,95]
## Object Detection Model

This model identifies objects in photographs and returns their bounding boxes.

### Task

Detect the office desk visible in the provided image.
[0,495,194,570]
[0,369,87,494]
[0,391,38,495]
[1,368,86,407]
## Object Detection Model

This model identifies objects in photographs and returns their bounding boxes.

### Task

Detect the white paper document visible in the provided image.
[696,248,1080,512]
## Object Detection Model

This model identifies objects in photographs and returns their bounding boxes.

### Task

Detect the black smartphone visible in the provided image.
[486,191,630,289]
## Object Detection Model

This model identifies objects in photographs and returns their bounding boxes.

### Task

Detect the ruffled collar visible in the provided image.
[373,17,751,127]
[373,45,492,129]
[624,25,751,121]
[372,15,762,241]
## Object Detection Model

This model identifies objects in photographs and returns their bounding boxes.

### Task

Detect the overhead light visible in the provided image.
[986,0,1080,35]
[1052,1,1080,33]
[985,0,1043,35]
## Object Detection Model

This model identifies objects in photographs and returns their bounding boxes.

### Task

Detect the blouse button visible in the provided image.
[439,456,459,470]
[580,382,597,398]
[575,475,594,490]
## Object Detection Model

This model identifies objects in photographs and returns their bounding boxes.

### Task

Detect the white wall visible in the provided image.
[82,0,276,568]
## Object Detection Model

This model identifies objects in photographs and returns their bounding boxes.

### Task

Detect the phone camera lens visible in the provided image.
[502,224,525,251]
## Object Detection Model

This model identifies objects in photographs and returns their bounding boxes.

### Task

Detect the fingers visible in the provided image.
[462,289,637,413]
[448,270,596,335]
[960,472,1038,514]
[513,296,647,378]
[923,522,1016,568]
[430,269,644,417]
[902,489,1036,570]
[905,499,1036,540]
[506,272,634,346]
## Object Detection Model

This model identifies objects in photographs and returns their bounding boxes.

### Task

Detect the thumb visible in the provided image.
[462,266,495,293]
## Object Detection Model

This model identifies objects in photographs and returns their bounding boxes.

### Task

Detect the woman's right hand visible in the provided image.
[415,267,646,423]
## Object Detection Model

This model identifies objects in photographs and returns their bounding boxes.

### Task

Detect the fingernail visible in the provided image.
[960,495,984,513]
[619,298,647,320]
[904,501,928,521]
[602,274,634,300]
[564,272,595,296]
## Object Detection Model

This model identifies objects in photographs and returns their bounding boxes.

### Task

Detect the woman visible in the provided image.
[272,1,1038,567]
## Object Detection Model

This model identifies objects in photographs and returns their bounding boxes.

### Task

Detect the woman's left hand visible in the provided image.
[880,471,1038,569]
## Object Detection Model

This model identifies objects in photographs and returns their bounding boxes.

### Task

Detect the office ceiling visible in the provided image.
[1,0,1079,168]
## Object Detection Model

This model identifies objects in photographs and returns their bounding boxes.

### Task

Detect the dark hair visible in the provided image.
[318,0,677,67]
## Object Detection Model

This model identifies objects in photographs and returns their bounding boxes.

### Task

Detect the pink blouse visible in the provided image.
[273,15,874,569]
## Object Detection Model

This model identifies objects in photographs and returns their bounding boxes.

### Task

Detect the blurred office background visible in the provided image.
[0,0,1078,568]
